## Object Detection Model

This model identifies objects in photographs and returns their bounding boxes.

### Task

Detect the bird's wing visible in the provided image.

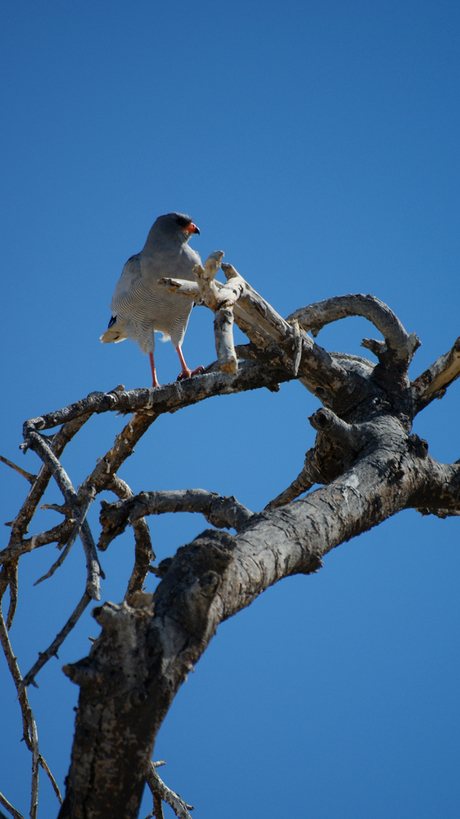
[179,244,201,281]
[110,254,142,311]
[100,254,142,344]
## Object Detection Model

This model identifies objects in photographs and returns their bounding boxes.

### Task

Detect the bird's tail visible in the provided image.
[100,316,127,344]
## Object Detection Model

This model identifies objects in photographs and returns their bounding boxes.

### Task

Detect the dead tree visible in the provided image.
[1,251,459,819]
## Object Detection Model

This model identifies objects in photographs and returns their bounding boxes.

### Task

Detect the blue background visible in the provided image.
[1,2,459,817]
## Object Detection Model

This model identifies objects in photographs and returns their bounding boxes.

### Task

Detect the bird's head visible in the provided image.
[153,212,200,243]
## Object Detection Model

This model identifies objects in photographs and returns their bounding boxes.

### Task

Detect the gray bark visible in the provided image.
[2,258,459,819]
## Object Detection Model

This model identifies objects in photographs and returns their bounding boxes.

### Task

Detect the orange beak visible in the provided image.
[181,221,200,235]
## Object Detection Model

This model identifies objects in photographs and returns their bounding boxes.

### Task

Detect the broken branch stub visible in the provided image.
[214,307,238,373]
[158,252,240,374]
[194,254,242,374]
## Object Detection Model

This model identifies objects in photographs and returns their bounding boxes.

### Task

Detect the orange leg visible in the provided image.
[149,352,159,387]
[175,346,204,381]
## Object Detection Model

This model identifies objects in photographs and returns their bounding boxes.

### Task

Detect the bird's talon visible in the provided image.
[177,365,204,382]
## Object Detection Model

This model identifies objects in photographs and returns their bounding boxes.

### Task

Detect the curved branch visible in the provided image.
[106,475,155,601]
[287,294,420,366]
[99,489,254,551]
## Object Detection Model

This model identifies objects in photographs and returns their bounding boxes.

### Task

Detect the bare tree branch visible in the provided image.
[287,294,420,365]
[403,450,460,513]
[0,791,25,819]
[106,475,155,602]
[1,412,93,632]
[99,489,254,552]
[5,562,18,630]
[265,469,314,510]
[20,369,292,440]
[158,255,356,398]
[0,605,61,814]
[411,336,460,411]
[21,591,92,689]
[0,520,75,563]
[145,762,194,819]
[60,414,445,818]
[38,755,62,805]
[0,454,37,484]
[11,413,93,549]
[30,714,39,819]
[3,271,460,818]
[17,431,102,600]
[34,488,97,586]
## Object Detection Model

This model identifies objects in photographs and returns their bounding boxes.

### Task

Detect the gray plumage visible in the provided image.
[100,212,201,385]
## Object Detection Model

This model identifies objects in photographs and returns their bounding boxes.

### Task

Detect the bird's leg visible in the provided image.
[175,346,192,380]
[175,346,204,381]
[149,352,160,387]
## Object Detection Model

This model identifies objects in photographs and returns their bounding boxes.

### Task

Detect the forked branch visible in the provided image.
[159,254,364,402]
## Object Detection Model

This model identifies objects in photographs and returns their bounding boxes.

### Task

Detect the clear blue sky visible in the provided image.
[1,1,459,817]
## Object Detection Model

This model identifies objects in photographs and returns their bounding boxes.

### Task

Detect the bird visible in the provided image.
[100,212,203,387]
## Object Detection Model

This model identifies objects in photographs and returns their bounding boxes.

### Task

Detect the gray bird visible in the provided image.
[100,212,203,386]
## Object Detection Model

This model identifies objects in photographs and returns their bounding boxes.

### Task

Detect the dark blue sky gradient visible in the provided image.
[1,2,459,817]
